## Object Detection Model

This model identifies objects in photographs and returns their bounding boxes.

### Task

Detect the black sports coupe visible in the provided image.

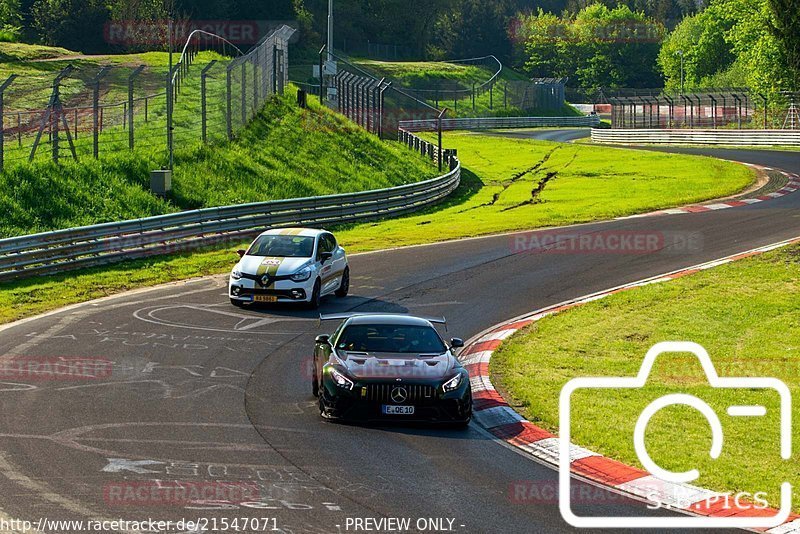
[312,313,472,427]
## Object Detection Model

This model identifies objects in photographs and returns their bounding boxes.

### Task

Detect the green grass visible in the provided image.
[351,58,573,118]
[493,244,800,510]
[0,130,754,325]
[334,131,754,251]
[0,41,78,61]
[0,86,437,237]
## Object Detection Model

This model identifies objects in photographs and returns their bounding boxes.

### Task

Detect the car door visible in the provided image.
[317,234,337,295]
[325,233,347,291]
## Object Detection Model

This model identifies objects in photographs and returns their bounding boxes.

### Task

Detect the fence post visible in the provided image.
[201,60,218,144]
[378,81,390,139]
[252,48,259,112]
[319,46,326,105]
[0,75,17,173]
[241,61,247,125]
[226,63,233,140]
[128,65,145,150]
[437,108,447,173]
[166,65,177,170]
[472,82,476,111]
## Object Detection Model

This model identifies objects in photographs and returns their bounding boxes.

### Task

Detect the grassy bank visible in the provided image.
[0,87,437,237]
[493,243,800,510]
[336,131,753,251]
[0,131,755,325]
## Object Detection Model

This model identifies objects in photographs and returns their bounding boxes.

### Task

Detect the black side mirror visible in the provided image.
[319,251,333,263]
[315,334,330,345]
[236,249,246,259]
[450,338,464,349]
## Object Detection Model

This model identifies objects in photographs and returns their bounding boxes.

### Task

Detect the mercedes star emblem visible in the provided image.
[390,386,408,404]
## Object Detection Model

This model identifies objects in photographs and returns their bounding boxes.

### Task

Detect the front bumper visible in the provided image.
[320,377,472,424]
[229,275,315,303]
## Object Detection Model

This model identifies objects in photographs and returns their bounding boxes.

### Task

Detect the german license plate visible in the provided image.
[382,405,415,415]
[253,295,278,303]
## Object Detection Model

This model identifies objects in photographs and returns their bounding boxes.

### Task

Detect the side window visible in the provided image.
[325,234,337,252]
[317,234,333,259]
[321,234,335,253]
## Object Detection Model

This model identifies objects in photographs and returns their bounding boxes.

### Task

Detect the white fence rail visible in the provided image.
[399,115,600,132]
[591,129,800,146]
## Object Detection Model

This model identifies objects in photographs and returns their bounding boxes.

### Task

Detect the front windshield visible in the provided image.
[247,235,315,258]
[336,324,447,354]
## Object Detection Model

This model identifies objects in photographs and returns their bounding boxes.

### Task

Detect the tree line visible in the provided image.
[0,0,796,93]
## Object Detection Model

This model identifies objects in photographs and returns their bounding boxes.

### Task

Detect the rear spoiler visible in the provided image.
[318,312,447,326]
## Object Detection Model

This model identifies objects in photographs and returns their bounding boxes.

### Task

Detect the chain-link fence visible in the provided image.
[0,25,294,172]
[567,87,800,130]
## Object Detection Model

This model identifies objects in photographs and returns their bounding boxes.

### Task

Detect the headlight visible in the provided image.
[442,373,463,392]
[231,270,242,280]
[329,367,354,390]
[290,265,313,282]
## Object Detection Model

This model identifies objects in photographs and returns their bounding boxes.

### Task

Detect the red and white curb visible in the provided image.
[460,234,800,532]
[619,165,800,220]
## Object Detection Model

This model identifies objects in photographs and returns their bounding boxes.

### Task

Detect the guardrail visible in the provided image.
[591,128,800,146]
[0,138,460,282]
[398,115,600,132]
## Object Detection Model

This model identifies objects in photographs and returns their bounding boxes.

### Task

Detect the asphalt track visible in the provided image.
[0,131,798,534]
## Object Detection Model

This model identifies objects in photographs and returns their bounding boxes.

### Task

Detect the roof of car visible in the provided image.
[344,314,435,327]
[259,228,327,238]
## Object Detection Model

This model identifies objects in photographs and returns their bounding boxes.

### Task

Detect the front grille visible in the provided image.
[364,383,436,404]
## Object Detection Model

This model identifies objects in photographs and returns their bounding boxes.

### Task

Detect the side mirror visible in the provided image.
[450,338,464,349]
[319,251,333,263]
[236,249,246,259]
[315,334,330,345]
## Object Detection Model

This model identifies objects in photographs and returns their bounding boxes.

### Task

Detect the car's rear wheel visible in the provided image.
[307,279,321,310]
[335,267,350,298]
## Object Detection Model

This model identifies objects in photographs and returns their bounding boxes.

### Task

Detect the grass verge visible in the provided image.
[0,131,754,325]
[335,131,753,251]
[492,243,800,510]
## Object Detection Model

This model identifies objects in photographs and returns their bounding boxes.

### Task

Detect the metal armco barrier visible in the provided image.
[0,138,459,282]
[591,128,800,146]
[398,115,600,132]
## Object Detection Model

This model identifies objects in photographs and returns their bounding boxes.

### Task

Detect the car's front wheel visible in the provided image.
[311,363,319,397]
[335,267,350,298]
[307,279,321,310]
[230,298,245,308]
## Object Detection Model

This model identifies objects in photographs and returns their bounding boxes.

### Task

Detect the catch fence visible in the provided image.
[0,25,294,172]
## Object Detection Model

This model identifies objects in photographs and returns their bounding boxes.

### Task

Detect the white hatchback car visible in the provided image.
[229,228,349,309]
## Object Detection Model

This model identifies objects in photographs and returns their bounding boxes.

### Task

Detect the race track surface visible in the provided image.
[0,135,797,533]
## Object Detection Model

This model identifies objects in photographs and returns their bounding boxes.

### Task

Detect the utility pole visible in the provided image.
[327,0,333,62]
[167,16,174,171]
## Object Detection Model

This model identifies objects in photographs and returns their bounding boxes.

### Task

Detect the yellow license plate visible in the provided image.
[253,295,278,303]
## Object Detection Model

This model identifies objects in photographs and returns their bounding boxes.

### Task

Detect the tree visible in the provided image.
[31,0,109,51]
[766,0,800,89]
[516,4,665,88]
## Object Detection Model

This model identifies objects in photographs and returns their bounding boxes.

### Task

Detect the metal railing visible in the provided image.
[0,131,460,282]
[591,128,800,146]
[399,115,600,132]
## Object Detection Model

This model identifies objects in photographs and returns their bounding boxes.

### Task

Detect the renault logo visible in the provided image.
[260,274,271,287]
[390,386,408,404]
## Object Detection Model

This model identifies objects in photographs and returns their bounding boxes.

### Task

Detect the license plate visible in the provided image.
[382,405,415,415]
[253,295,278,303]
